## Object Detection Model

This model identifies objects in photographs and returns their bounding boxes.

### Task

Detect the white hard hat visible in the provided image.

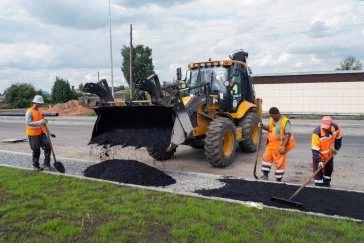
[33,95,44,104]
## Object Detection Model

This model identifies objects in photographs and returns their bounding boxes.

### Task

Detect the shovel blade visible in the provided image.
[53,161,65,174]
[270,196,304,209]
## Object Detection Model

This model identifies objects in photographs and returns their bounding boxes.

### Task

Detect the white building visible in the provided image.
[252,70,364,115]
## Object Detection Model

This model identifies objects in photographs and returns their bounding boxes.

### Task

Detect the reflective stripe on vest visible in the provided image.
[25,108,46,136]
[311,124,340,161]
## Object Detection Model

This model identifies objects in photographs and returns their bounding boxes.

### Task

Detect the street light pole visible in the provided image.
[108,0,114,98]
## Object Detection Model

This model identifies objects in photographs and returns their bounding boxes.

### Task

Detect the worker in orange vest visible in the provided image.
[311,116,342,187]
[25,95,51,171]
[259,107,296,181]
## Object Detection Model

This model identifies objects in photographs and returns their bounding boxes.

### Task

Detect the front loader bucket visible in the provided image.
[89,105,175,150]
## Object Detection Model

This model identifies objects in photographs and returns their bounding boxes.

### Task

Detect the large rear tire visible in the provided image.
[204,117,236,168]
[238,111,261,153]
[147,145,177,161]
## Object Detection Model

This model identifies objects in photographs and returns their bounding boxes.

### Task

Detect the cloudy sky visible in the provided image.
[1,0,364,93]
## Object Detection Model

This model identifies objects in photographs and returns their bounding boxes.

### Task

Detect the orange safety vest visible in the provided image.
[25,107,47,136]
[311,123,342,161]
[266,117,296,153]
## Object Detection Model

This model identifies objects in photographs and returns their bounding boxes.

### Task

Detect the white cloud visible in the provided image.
[0,0,364,93]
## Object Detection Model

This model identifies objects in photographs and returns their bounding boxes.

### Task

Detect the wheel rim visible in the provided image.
[223,130,234,156]
[252,123,259,143]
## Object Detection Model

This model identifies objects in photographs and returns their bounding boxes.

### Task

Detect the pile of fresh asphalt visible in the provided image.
[195,178,364,221]
[83,159,176,187]
[89,128,172,150]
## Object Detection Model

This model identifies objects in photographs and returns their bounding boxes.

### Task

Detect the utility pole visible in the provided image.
[129,24,133,98]
[108,0,114,98]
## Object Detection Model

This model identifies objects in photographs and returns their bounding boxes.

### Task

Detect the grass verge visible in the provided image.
[0,166,363,243]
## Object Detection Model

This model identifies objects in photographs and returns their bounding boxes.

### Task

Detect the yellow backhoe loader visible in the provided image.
[84,49,263,167]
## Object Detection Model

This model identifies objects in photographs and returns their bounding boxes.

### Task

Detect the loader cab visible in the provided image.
[189,66,228,95]
[187,60,253,112]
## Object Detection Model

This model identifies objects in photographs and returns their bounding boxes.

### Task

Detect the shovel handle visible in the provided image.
[253,125,262,179]
[44,124,57,163]
[289,154,334,200]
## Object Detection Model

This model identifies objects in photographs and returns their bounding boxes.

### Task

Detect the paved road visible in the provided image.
[1,120,364,191]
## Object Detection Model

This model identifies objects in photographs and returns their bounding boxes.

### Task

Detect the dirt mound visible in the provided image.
[83,159,176,187]
[48,100,93,116]
[195,178,364,221]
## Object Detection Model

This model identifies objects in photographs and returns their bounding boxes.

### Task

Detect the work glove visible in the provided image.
[279,146,286,154]
[318,161,324,168]
[332,147,338,155]
[40,119,48,124]
[50,133,56,138]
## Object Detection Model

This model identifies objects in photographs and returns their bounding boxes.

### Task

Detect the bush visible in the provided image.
[4,83,43,108]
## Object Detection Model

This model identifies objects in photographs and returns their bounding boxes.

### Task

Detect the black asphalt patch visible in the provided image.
[89,128,172,150]
[195,178,364,221]
[83,159,176,187]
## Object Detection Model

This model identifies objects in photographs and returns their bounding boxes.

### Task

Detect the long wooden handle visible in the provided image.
[44,124,57,163]
[289,154,334,200]
[253,126,262,176]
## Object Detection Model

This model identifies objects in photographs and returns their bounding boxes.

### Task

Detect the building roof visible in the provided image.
[252,70,364,77]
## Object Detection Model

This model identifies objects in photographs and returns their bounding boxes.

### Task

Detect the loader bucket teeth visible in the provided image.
[89,106,175,150]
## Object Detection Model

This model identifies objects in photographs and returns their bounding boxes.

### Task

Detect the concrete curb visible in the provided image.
[0,163,362,223]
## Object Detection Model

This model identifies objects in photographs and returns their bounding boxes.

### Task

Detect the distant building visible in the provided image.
[42,91,50,96]
[252,70,364,114]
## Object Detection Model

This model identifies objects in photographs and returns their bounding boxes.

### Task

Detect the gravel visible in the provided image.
[2,150,363,221]
[90,128,172,150]
[83,159,176,187]
[0,150,225,193]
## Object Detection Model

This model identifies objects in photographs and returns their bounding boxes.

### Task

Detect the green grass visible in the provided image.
[0,167,363,243]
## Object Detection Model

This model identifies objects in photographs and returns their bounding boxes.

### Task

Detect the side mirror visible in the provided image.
[177,67,182,80]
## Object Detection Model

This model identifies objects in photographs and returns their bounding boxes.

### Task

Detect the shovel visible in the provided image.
[44,124,65,173]
[253,124,262,179]
[270,154,334,209]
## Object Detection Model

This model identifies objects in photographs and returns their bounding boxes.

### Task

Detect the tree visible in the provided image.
[335,56,363,70]
[51,76,78,103]
[114,85,126,92]
[79,83,84,92]
[4,83,43,108]
[121,44,155,86]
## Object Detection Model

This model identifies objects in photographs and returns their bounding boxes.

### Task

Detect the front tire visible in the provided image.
[204,117,237,168]
[238,111,261,153]
[147,145,177,161]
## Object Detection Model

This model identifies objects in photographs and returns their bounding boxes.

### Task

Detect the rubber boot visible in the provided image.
[276,178,282,182]
[32,150,44,171]
[260,173,268,181]
[42,148,52,171]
